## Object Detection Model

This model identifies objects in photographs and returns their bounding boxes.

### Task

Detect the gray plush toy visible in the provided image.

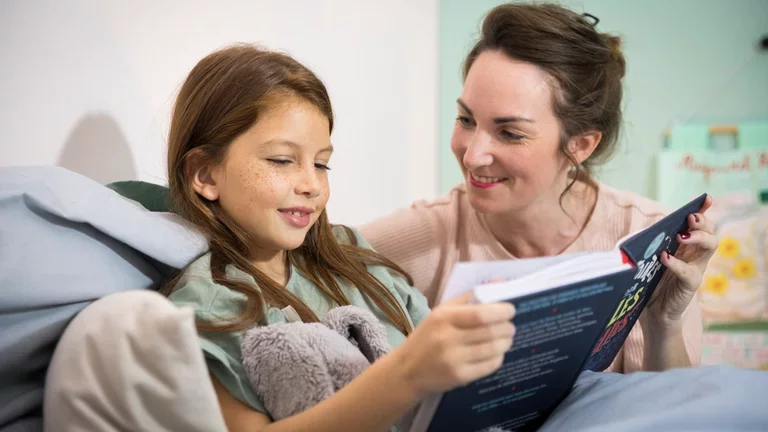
[241,305,508,432]
[241,305,403,430]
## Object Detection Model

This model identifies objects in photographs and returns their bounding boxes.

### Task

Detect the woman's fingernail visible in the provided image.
[694,214,700,223]
[680,232,691,240]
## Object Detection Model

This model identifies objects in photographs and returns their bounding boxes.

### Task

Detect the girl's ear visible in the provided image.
[568,130,602,165]
[187,149,222,201]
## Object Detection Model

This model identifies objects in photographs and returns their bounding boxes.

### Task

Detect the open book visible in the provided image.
[408,193,708,432]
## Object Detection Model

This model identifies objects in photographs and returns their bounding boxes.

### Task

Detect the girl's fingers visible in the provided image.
[448,303,516,329]
[441,291,474,306]
[456,354,507,385]
[458,336,514,364]
[460,321,516,344]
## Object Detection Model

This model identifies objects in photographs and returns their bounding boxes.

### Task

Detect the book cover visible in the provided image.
[415,271,634,432]
[410,193,708,432]
[583,193,707,371]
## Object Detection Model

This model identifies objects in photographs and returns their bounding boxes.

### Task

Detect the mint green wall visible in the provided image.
[438,0,768,197]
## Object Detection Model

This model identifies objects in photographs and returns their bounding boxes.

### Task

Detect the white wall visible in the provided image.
[0,0,438,226]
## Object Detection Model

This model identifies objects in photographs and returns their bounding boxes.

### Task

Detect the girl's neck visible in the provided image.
[484,176,598,259]
[249,248,289,286]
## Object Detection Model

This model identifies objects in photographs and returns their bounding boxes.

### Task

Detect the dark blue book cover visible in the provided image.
[583,193,707,372]
[423,270,633,432]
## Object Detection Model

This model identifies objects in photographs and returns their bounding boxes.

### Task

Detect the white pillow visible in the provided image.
[44,290,227,432]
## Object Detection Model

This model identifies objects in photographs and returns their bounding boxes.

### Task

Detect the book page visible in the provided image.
[614,225,649,249]
[475,263,632,304]
[473,251,627,304]
[439,253,590,303]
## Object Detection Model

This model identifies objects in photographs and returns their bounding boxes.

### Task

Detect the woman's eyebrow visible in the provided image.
[457,98,534,124]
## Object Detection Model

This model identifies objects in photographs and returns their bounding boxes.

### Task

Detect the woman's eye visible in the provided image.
[456,115,475,128]
[314,163,331,171]
[500,130,524,142]
[267,159,292,166]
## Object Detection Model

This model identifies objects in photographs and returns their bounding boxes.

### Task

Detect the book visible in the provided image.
[408,193,708,432]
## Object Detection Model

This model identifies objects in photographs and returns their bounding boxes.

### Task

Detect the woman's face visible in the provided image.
[451,50,572,215]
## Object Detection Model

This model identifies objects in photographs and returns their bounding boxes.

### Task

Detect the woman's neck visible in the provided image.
[249,248,289,286]
[484,178,598,259]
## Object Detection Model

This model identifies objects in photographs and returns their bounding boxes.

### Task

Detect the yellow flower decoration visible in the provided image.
[732,258,757,279]
[717,237,740,259]
[703,274,729,295]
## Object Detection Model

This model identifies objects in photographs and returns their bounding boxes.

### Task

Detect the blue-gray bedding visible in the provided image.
[542,365,768,431]
[0,166,206,431]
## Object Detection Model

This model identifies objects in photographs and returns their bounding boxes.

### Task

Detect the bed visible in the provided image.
[2,166,766,431]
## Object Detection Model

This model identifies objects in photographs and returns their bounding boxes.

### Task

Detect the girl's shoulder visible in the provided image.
[332,224,373,249]
[167,253,246,321]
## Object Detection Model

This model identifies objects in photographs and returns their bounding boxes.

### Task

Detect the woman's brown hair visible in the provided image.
[464,3,626,192]
[164,44,413,335]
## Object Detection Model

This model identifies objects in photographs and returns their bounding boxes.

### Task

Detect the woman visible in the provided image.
[360,3,717,373]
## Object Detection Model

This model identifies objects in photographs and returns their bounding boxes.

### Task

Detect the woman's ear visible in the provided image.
[186,149,222,201]
[568,130,602,165]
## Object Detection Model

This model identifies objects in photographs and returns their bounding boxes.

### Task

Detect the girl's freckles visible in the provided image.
[238,161,280,203]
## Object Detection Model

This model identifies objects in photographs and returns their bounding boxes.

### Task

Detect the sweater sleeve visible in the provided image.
[621,295,703,373]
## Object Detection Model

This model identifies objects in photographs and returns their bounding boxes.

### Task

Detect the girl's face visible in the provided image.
[450,50,573,215]
[195,95,332,257]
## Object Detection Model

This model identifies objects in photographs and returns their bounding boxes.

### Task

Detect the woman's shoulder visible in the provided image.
[414,183,471,215]
[597,183,670,222]
[357,184,469,244]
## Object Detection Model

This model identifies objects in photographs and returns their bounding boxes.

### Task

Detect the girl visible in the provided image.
[164,44,515,431]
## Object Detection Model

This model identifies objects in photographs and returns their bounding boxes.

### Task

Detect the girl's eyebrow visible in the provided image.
[260,139,334,153]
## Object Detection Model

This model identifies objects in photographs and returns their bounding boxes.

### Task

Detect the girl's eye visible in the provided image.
[267,159,292,166]
[456,115,475,128]
[314,163,331,171]
[500,130,525,142]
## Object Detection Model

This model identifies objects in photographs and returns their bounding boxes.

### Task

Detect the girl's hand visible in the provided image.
[393,292,515,397]
[643,195,718,330]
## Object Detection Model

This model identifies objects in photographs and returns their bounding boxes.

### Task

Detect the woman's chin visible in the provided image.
[467,187,530,215]
[467,192,504,214]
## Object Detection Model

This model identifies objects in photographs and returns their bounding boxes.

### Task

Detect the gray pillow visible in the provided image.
[0,166,207,431]
[44,290,227,432]
[541,366,768,431]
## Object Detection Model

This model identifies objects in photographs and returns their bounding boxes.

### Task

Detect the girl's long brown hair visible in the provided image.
[163,44,413,335]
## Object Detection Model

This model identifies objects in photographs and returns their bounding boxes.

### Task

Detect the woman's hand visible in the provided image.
[639,196,716,371]
[392,292,516,398]
[644,196,718,328]
[642,195,717,329]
